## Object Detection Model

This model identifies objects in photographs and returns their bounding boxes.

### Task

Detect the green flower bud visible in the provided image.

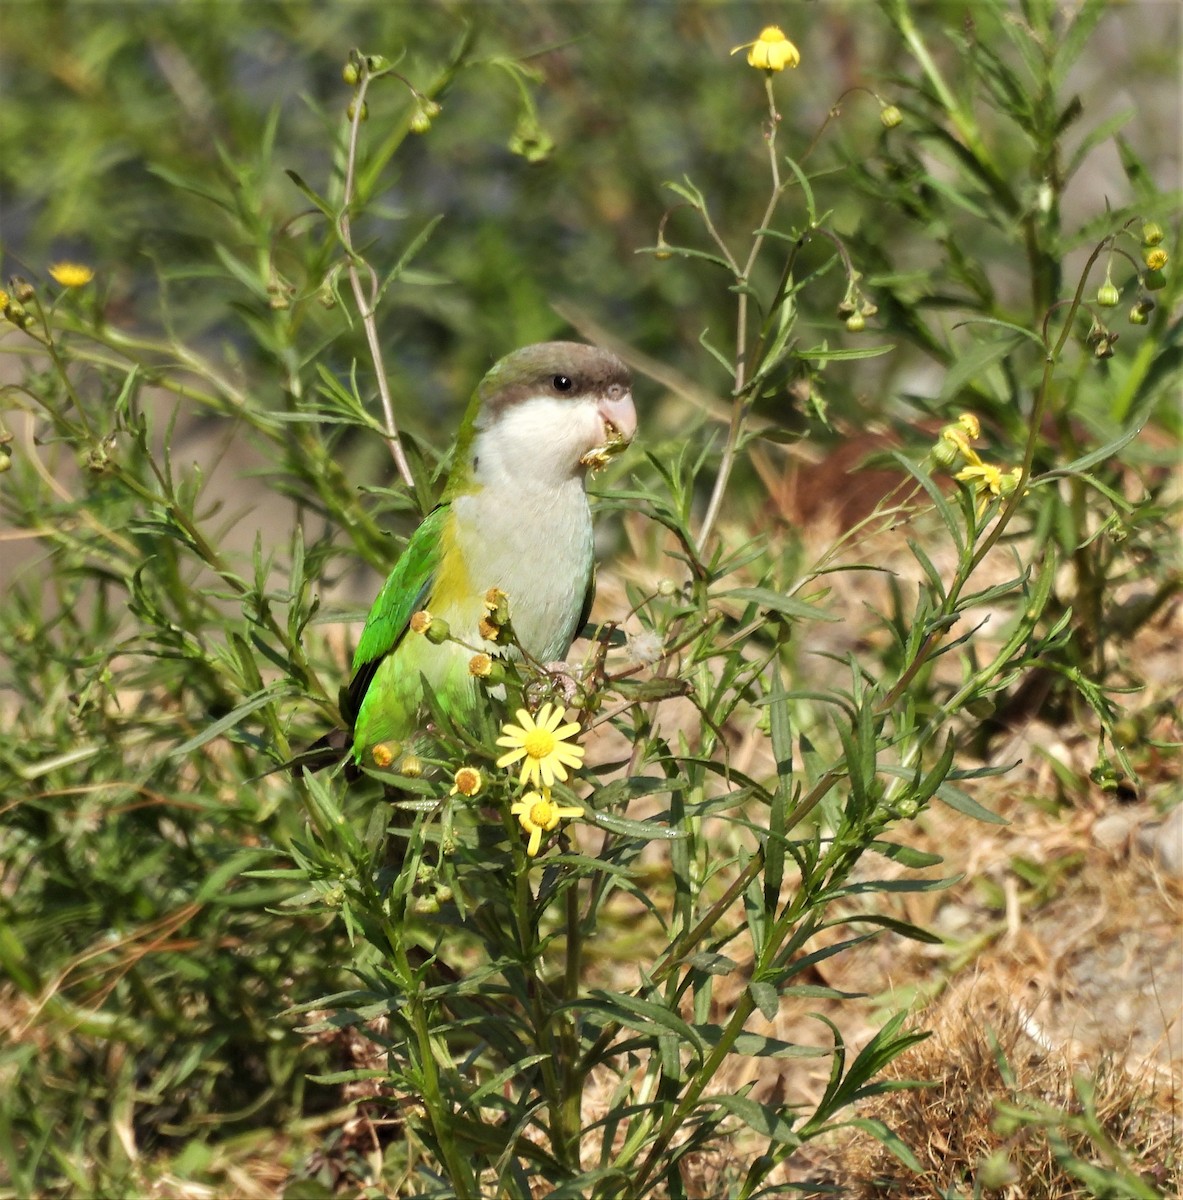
[409,108,432,134]
[931,437,961,471]
[1128,305,1148,326]
[1141,221,1164,247]
[845,311,866,333]
[346,100,368,122]
[342,62,359,86]
[1095,280,1120,308]
[879,104,903,129]
[0,453,11,474]
[425,617,452,644]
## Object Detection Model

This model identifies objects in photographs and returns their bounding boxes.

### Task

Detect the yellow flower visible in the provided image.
[409,609,432,634]
[450,766,483,797]
[510,788,584,857]
[954,412,981,441]
[1143,247,1168,272]
[733,26,800,72]
[495,703,585,789]
[956,462,1023,512]
[468,653,494,678]
[49,262,94,288]
[935,413,984,471]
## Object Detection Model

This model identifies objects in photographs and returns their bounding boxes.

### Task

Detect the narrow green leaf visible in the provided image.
[696,1094,801,1148]
[170,682,291,758]
[748,980,780,1022]
[716,587,839,622]
[936,781,1008,824]
[586,810,687,841]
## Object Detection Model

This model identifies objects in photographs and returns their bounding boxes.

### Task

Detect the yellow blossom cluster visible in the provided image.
[494,703,586,857]
[936,413,1022,513]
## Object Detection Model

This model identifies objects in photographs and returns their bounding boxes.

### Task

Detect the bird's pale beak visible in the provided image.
[582,389,637,469]
[596,389,637,448]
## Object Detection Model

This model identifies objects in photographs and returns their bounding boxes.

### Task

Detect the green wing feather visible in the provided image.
[347,504,450,719]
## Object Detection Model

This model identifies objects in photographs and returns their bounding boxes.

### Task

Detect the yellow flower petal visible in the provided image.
[49,262,94,288]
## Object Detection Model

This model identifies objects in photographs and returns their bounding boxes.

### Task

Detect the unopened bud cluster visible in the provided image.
[837,289,877,333]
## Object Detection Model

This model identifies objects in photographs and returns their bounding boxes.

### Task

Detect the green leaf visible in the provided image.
[696,1094,801,1147]
[936,781,1008,824]
[748,980,780,1022]
[693,1026,829,1059]
[610,676,692,701]
[170,681,292,758]
[1030,424,1142,480]
[836,1117,924,1171]
[716,587,840,622]
[585,810,687,841]
[797,343,895,363]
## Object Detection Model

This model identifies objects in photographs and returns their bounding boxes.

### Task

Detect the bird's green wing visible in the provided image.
[347,504,450,720]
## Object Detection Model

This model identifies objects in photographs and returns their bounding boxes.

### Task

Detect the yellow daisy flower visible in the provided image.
[510,788,584,857]
[732,26,800,72]
[49,262,94,288]
[495,703,585,789]
[956,462,1022,512]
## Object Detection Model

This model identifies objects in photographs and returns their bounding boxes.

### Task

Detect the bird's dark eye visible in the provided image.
[552,374,574,393]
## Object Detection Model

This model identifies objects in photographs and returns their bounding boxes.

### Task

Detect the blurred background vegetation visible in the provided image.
[1,1,1179,1195]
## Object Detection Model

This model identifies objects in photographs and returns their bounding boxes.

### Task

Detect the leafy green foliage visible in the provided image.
[1,1,1177,1195]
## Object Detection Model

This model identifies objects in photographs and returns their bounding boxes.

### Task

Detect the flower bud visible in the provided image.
[409,108,432,134]
[1128,305,1148,326]
[13,278,35,302]
[346,100,368,122]
[364,55,388,72]
[412,894,440,915]
[657,577,678,597]
[0,453,10,474]
[484,587,510,625]
[931,437,961,470]
[1095,280,1120,308]
[1141,221,1164,247]
[845,312,866,333]
[879,104,903,129]
[371,741,399,769]
[433,884,454,904]
[424,617,452,645]
[342,62,359,86]
[1143,268,1166,292]
[400,755,424,778]
[450,766,483,797]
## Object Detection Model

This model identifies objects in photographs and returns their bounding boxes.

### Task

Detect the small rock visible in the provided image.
[1092,810,1138,851]
[1136,803,1183,877]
